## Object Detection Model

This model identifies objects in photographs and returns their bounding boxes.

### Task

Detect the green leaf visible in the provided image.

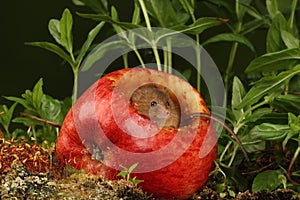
[75,21,105,68]
[241,133,266,153]
[236,0,252,22]
[41,95,63,123]
[281,30,300,49]
[32,78,44,112]
[203,33,255,52]
[266,13,290,53]
[72,0,85,6]
[238,65,300,108]
[175,0,194,24]
[60,8,73,54]
[73,0,108,14]
[48,19,61,45]
[252,170,283,192]
[244,108,285,124]
[241,122,289,152]
[26,42,74,67]
[172,17,227,35]
[266,0,279,19]
[117,163,142,185]
[128,162,139,174]
[80,40,129,72]
[245,48,300,74]
[282,113,300,149]
[232,76,247,121]
[132,0,141,25]
[144,0,180,27]
[131,176,144,185]
[178,0,195,14]
[77,13,142,30]
[247,123,290,141]
[271,94,300,115]
[0,103,17,133]
[5,96,35,113]
[242,18,266,35]
[202,0,234,20]
[288,113,300,132]
[111,6,127,39]
[117,171,127,179]
[283,130,298,150]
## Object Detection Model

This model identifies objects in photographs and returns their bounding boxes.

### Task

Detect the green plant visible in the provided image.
[117,163,144,185]
[1,78,71,145]
[209,0,300,194]
[1,0,300,197]
[26,8,105,102]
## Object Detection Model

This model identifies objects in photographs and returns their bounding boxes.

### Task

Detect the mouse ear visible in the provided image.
[165,87,180,105]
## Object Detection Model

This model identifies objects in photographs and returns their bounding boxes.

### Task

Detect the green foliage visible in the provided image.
[252,170,285,192]
[0,103,17,134]
[2,78,71,144]
[1,0,300,196]
[26,8,105,101]
[117,163,144,185]
[215,0,300,195]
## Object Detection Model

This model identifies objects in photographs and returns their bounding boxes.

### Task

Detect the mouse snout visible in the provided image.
[149,105,170,119]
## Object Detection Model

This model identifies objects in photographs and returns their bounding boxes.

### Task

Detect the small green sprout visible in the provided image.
[117,162,144,185]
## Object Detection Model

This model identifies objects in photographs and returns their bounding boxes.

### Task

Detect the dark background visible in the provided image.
[1,0,272,105]
[1,0,138,105]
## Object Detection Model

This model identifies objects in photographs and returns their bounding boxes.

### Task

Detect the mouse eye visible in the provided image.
[166,101,170,106]
[151,101,157,107]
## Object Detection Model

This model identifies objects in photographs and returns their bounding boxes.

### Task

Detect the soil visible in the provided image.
[1,138,300,200]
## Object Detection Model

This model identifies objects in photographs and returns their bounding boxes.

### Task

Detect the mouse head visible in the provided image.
[130,83,181,128]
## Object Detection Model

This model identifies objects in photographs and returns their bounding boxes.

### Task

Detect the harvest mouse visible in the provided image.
[130,84,181,128]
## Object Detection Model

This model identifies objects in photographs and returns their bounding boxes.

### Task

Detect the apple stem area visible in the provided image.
[189,112,250,162]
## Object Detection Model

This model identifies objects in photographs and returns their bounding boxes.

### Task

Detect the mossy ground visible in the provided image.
[1,138,299,200]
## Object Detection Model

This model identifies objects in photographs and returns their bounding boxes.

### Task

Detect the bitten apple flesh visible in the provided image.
[56,68,217,199]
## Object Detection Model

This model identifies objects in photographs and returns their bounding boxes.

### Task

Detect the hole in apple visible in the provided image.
[130,83,181,129]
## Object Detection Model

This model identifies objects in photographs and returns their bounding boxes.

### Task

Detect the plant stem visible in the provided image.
[139,0,162,71]
[138,0,152,31]
[195,36,201,91]
[189,112,249,161]
[189,8,201,91]
[289,0,298,29]
[152,43,162,71]
[224,42,238,95]
[20,113,61,128]
[72,68,79,103]
[219,141,232,162]
[227,145,238,167]
[237,99,268,125]
[287,146,300,183]
[224,22,242,106]
[122,53,129,68]
[163,47,168,72]
[167,38,172,73]
[134,48,146,68]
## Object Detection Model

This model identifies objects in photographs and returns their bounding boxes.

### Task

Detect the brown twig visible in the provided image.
[0,111,4,115]
[20,113,61,128]
[241,162,276,175]
[286,147,300,184]
[287,90,300,95]
[188,112,250,162]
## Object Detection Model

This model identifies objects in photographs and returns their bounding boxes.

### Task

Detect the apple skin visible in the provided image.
[56,68,217,199]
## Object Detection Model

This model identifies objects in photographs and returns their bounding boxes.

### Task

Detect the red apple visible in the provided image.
[56,68,217,199]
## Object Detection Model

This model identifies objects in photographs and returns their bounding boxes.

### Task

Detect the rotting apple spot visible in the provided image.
[91,144,104,161]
